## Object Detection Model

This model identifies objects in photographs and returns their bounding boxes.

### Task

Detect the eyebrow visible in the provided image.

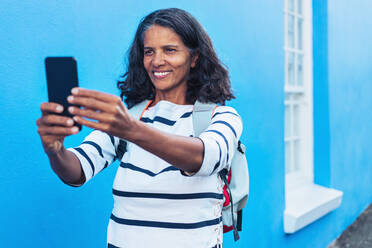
[144,45,179,49]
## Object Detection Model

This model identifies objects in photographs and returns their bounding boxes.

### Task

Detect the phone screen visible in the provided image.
[45,57,81,130]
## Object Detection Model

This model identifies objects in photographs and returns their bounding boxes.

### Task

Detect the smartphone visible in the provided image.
[45,56,82,130]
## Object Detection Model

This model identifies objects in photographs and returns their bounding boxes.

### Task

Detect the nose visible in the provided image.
[152,51,165,67]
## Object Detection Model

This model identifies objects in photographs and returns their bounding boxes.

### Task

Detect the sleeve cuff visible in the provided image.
[67,147,94,183]
[192,136,219,177]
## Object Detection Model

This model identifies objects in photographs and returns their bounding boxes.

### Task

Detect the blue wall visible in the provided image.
[328,0,372,237]
[0,1,284,247]
[0,0,371,247]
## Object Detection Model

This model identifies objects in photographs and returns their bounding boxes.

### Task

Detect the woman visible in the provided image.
[37,8,242,248]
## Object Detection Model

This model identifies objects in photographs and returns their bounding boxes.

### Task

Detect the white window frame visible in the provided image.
[284,0,314,191]
[283,0,343,234]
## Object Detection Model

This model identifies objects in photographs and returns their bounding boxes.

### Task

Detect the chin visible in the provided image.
[152,80,173,91]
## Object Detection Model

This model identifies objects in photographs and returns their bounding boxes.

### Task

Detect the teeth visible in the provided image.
[154,71,170,77]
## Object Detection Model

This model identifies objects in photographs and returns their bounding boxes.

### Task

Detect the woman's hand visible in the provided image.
[37,102,79,155]
[67,88,136,140]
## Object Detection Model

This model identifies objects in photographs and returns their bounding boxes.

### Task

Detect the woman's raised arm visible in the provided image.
[67,87,204,174]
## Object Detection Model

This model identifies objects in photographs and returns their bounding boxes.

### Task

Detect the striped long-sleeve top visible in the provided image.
[68,100,243,248]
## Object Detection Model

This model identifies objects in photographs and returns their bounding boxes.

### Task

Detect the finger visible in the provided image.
[40,134,66,141]
[38,125,79,136]
[68,106,113,123]
[40,102,64,115]
[38,115,74,127]
[71,87,122,104]
[67,95,115,113]
[73,116,110,132]
[73,116,108,131]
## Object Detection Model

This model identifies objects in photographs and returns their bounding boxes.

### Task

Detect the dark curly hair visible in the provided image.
[117,8,235,108]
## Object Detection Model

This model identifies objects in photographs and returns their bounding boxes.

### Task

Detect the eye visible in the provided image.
[165,48,176,53]
[144,49,153,56]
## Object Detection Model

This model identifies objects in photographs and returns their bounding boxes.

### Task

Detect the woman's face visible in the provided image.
[143,25,197,98]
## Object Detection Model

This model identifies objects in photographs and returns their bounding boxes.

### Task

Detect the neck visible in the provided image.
[152,89,190,106]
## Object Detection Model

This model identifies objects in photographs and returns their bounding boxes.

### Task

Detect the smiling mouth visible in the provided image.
[153,71,171,79]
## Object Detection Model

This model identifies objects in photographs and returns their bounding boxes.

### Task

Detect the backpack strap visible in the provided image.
[192,100,217,137]
[116,100,151,160]
[220,168,240,241]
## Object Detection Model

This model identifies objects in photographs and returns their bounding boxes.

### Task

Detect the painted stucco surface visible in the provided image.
[0,1,371,247]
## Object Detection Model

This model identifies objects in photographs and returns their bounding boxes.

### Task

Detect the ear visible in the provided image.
[191,50,199,68]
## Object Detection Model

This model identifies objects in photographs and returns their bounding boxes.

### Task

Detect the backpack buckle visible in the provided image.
[237,140,244,154]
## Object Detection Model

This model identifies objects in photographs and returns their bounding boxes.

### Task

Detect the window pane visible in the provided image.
[288,15,295,48]
[293,139,300,171]
[285,104,290,138]
[297,54,304,86]
[297,18,303,50]
[285,141,291,173]
[297,0,302,14]
[293,104,299,137]
[285,52,288,85]
[285,93,290,101]
[288,0,294,12]
[293,93,301,101]
[288,52,295,85]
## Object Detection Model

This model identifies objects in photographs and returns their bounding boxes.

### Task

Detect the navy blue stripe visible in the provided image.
[120,162,179,177]
[205,130,229,163]
[107,244,120,248]
[108,134,115,147]
[212,120,237,138]
[140,116,176,126]
[81,141,104,158]
[212,111,239,119]
[112,189,223,200]
[180,111,192,118]
[104,161,109,169]
[211,141,222,175]
[74,147,95,176]
[110,214,222,229]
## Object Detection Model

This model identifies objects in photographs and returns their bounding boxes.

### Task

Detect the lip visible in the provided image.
[152,70,171,80]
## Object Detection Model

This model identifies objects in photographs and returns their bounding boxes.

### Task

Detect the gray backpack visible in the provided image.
[116,100,249,241]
